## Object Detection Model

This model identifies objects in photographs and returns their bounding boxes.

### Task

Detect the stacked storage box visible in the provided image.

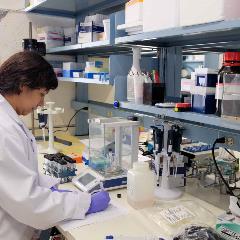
[63,62,84,78]
[84,57,109,82]
[37,26,64,48]
[191,68,218,114]
[78,14,107,44]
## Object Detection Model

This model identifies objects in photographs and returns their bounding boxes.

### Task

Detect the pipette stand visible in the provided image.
[155,151,182,200]
[37,102,64,154]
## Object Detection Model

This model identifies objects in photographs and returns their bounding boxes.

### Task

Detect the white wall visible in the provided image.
[0,10,114,135]
[0,0,25,10]
[0,11,76,133]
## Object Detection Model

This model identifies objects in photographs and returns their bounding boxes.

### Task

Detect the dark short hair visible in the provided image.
[0,51,58,95]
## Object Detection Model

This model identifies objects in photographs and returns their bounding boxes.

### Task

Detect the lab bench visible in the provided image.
[37,138,226,240]
[57,189,223,240]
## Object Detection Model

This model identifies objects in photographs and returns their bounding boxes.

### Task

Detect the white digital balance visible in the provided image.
[72,167,127,194]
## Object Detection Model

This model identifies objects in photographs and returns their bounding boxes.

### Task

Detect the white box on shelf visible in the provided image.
[63,62,84,78]
[143,0,179,32]
[72,72,83,78]
[85,14,108,24]
[37,26,64,48]
[103,19,110,40]
[77,22,104,44]
[180,0,240,27]
[125,0,143,24]
[181,78,195,92]
[63,62,84,70]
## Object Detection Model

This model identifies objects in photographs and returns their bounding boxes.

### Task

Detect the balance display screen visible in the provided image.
[78,173,96,186]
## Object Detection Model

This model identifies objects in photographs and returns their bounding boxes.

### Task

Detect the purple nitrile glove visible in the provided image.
[86,190,110,215]
[50,186,72,193]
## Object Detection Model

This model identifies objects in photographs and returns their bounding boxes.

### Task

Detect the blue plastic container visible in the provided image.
[192,94,216,114]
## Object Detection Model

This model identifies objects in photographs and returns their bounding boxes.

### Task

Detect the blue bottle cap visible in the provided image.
[113,101,120,109]
[105,235,114,239]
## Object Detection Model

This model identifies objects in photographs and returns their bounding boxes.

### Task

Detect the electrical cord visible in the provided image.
[212,137,240,208]
[224,148,239,161]
[53,107,88,134]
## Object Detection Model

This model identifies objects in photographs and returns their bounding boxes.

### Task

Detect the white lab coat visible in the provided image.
[0,94,91,240]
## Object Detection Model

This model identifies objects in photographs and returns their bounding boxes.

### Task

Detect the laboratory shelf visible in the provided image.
[115,19,240,51]
[24,0,128,17]
[46,41,131,56]
[183,60,204,63]
[58,77,111,85]
[119,101,240,133]
[71,100,240,149]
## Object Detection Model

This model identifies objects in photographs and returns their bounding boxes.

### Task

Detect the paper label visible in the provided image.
[159,205,195,224]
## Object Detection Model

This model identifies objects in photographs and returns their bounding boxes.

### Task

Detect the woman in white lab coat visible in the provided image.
[0,51,110,240]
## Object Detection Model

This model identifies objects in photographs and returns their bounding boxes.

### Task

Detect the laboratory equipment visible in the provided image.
[212,137,240,230]
[127,47,144,104]
[73,117,140,192]
[152,122,184,200]
[72,166,128,193]
[43,153,77,184]
[37,102,64,154]
[216,210,240,240]
[216,52,240,118]
[127,162,155,209]
[73,168,105,193]
[38,111,48,142]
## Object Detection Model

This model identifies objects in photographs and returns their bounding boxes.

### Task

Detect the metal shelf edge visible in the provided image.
[115,19,240,45]
[119,101,240,132]
[58,77,111,85]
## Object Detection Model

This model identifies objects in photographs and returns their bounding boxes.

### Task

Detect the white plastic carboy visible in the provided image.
[127,162,155,209]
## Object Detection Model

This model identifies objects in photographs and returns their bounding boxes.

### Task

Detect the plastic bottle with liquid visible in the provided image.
[127,162,155,209]
[216,52,240,117]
